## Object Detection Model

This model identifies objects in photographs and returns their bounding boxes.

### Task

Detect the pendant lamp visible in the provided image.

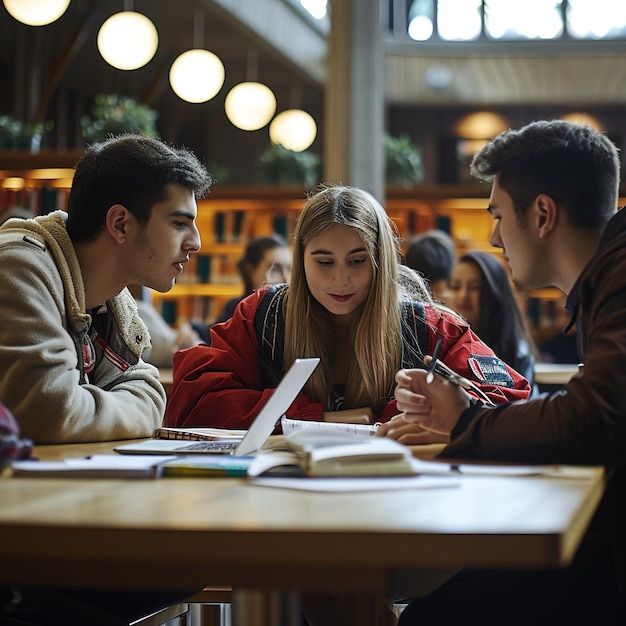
[224,50,276,131]
[169,7,225,103]
[3,0,70,26]
[269,109,317,152]
[97,10,158,70]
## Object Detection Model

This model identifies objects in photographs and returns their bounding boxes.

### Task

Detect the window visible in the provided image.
[567,0,626,39]
[403,0,626,41]
[485,0,563,40]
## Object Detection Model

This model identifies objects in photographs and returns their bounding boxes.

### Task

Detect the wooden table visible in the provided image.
[0,441,605,625]
[534,362,579,386]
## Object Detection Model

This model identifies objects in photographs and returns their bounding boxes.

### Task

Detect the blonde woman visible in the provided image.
[165,184,530,430]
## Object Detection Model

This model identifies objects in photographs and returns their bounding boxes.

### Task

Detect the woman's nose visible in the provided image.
[332,268,349,286]
[457,286,471,302]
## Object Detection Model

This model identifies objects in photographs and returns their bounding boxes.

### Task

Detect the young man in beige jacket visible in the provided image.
[0,134,212,443]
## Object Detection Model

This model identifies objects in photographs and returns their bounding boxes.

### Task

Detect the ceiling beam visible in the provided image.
[207,0,327,84]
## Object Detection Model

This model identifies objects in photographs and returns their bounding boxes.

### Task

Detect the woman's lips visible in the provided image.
[330,293,353,302]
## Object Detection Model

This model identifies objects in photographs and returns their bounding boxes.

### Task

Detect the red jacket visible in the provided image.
[165,288,531,429]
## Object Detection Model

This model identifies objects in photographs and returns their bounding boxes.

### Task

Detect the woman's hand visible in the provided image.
[322,407,374,424]
[375,414,450,445]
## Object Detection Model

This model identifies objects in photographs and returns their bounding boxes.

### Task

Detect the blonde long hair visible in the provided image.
[283,184,433,414]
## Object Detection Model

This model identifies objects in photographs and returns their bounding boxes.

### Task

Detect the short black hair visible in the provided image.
[470,120,620,230]
[66,134,213,243]
[405,229,456,282]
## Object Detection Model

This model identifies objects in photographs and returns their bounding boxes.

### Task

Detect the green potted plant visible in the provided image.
[384,134,424,188]
[258,144,320,190]
[80,94,160,143]
[0,114,53,152]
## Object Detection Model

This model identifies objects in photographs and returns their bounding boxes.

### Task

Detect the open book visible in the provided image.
[248,428,417,478]
[153,418,377,444]
[280,417,379,438]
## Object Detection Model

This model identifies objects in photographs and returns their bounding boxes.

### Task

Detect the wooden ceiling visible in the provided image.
[5,0,626,129]
[2,0,625,184]
[0,0,325,135]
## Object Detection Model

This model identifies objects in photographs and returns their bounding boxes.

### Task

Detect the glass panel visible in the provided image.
[438,0,482,40]
[300,0,327,20]
[485,0,563,40]
[567,0,626,39]
[408,0,435,41]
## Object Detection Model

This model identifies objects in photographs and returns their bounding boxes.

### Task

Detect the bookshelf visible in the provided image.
[2,156,615,341]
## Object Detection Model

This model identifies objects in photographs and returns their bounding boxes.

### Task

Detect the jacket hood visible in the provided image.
[0,211,150,358]
[1,211,89,329]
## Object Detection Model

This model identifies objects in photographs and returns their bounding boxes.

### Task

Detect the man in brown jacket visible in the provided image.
[389,120,626,624]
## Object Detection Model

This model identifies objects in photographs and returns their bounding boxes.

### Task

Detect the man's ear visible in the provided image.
[106,205,130,244]
[534,194,558,239]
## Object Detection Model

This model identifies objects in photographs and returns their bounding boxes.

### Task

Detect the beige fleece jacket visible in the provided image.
[0,211,165,443]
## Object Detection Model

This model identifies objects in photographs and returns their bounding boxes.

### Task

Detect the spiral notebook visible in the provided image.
[115,358,320,457]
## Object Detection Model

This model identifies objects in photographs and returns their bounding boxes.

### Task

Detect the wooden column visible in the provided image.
[324,0,385,202]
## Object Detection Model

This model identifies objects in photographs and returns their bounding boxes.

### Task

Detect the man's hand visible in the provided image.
[375,414,449,444]
[394,363,471,436]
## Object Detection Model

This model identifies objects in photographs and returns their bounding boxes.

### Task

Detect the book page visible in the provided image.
[281,417,378,438]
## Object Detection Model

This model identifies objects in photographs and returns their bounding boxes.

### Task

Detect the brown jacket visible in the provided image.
[442,206,626,594]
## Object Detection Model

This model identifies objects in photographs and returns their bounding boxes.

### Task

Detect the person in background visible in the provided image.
[164,184,530,433]
[191,233,292,343]
[136,297,203,367]
[0,206,34,223]
[404,229,456,303]
[447,250,537,388]
[392,120,626,624]
[538,295,580,364]
[0,134,212,444]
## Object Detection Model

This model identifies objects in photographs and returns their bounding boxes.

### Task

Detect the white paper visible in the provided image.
[410,457,597,479]
[249,475,460,492]
[12,454,176,477]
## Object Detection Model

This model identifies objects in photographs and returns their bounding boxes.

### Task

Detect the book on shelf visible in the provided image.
[154,426,247,442]
[196,254,212,282]
[213,209,249,243]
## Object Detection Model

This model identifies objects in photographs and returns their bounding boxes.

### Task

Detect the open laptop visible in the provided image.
[115,357,320,456]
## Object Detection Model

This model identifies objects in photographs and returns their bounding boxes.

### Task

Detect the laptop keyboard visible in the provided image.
[179,441,239,453]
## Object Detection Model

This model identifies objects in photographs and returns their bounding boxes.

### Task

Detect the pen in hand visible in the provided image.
[425,336,443,384]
